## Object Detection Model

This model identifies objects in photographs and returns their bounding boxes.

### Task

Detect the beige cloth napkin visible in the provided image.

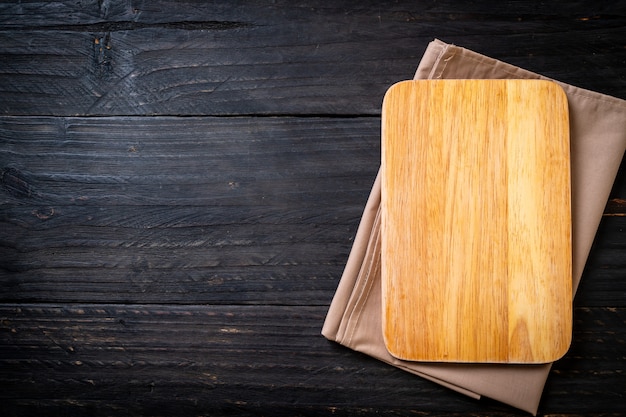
[322,39,626,415]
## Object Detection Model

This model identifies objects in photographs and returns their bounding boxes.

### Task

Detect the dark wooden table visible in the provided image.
[1,1,624,416]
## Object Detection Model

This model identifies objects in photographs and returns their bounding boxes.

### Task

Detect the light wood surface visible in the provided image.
[381,80,572,364]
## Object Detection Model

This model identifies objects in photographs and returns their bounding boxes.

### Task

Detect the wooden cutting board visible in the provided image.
[380,80,572,364]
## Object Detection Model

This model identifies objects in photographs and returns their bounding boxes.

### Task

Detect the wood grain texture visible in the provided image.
[0,1,624,415]
[0,304,498,416]
[0,116,379,305]
[0,115,622,310]
[0,1,624,116]
[381,80,572,363]
[0,304,624,416]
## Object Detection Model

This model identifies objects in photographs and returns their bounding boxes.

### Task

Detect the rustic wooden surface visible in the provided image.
[0,1,624,416]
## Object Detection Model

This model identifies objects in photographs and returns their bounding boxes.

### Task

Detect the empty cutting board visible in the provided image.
[381,80,572,364]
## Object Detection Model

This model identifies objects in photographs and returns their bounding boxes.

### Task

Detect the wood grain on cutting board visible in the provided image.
[381,80,572,364]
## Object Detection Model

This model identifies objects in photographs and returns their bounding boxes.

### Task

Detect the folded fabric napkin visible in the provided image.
[322,39,626,415]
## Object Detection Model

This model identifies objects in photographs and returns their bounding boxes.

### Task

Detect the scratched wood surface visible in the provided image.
[1,1,625,416]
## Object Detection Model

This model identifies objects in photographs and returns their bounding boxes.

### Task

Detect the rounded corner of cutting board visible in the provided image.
[380,79,572,364]
[381,323,423,363]
[382,80,418,108]
[543,326,574,364]
[381,326,403,361]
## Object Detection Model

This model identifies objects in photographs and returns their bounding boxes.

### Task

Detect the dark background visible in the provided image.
[1,1,624,416]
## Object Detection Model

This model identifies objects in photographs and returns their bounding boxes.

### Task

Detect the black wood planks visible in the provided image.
[0,116,378,304]
[1,1,625,116]
[1,304,624,415]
